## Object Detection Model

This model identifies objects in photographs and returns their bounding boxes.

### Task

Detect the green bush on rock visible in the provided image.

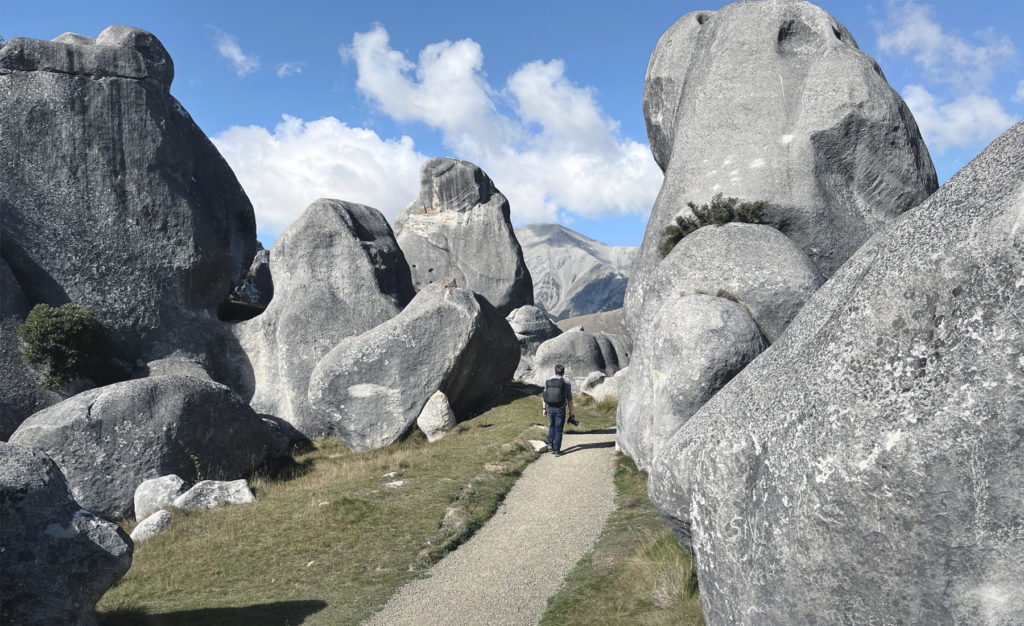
[658,193,771,258]
[18,302,103,388]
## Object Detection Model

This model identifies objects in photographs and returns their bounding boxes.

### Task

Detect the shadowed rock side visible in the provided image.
[650,121,1024,624]
[309,280,519,452]
[1,442,133,626]
[231,199,415,436]
[10,375,293,519]
[507,305,563,380]
[625,0,937,332]
[0,27,258,430]
[395,158,533,316]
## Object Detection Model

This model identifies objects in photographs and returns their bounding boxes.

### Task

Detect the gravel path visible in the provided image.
[364,427,618,626]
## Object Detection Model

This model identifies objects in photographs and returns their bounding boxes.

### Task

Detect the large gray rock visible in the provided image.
[10,376,290,519]
[395,158,533,316]
[416,391,456,443]
[635,223,823,343]
[231,199,415,435]
[134,474,187,522]
[129,509,173,544]
[617,295,766,470]
[507,305,563,380]
[1,442,132,626]
[309,280,520,451]
[529,331,632,389]
[626,0,937,331]
[230,247,273,308]
[649,121,1024,624]
[0,28,257,391]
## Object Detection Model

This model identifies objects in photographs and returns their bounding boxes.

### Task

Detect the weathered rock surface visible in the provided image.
[507,305,563,380]
[416,391,456,443]
[530,331,632,389]
[0,442,132,625]
[515,224,636,319]
[130,509,173,543]
[134,474,187,522]
[626,0,937,331]
[649,121,1024,624]
[581,367,629,402]
[145,357,213,381]
[10,376,290,519]
[230,247,273,308]
[232,199,415,435]
[395,158,533,316]
[0,27,257,382]
[637,223,823,343]
[618,295,766,470]
[309,280,519,451]
[172,479,255,512]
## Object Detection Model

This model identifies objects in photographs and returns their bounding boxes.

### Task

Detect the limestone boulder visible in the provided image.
[0,442,132,625]
[649,121,1024,624]
[231,199,415,435]
[230,247,273,308]
[172,479,255,512]
[10,376,290,519]
[130,509,173,543]
[507,305,563,380]
[134,474,187,522]
[626,0,937,330]
[394,158,533,315]
[416,391,456,443]
[309,280,519,452]
[581,367,629,403]
[618,295,766,470]
[530,331,632,389]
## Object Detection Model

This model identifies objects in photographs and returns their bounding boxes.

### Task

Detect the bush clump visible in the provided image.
[658,193,771,258]
[18,302,103,388]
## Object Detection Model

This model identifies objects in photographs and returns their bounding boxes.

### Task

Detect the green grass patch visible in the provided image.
[541,452,703,625]
[98,383,612,625]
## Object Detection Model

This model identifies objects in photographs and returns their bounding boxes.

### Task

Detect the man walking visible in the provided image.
[542,364,575,457]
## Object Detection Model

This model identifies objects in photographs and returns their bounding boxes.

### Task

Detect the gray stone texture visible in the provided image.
[309,280,520,451]
[580,366,629,403]
[10,376,290,519]
[626,0,937,331]
[649,121,1024,624]
[231,199,415,435]
[0,28,258,410]
[129,509,173,543]
[172,479,255,512]
[144,357,214,382]
[507,305,563,380]
[636,223,823,343]
[416,391,456,443]
[0,442,132,626]
[231,247,274,308]
[529,331,632,389]
[133,474,187,521]
[395,158,533,316]
[618,294,766,471]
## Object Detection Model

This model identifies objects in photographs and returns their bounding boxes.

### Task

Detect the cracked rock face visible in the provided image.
[625,0,937,331]
[394,158,533,316]
[0,26,258,429]
[649,121,1024,625]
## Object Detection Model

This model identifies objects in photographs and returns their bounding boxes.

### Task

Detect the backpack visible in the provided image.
[543,377,567,408]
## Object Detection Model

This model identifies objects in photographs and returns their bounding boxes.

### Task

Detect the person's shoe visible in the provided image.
[552,451,562,457]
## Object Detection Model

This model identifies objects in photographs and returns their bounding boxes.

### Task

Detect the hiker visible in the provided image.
[542,364,576,457]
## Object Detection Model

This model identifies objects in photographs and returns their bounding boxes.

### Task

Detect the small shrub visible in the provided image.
[658,193,771,258]
[18,302,103,388]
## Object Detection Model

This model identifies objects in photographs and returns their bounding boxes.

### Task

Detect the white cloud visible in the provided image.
[212,115,425,238]
[902,85,1017,154]
[341,25,661,224]
[1014,80,1024,104]
[276,62,303,78]
[215,31,260,77]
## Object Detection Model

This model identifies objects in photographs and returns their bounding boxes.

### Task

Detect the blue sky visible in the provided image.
[4,1,1022,247]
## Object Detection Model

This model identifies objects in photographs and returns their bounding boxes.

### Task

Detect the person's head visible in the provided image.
[554,364,565,376]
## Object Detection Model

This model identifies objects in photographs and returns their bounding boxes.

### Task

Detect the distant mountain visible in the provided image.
[515,224,638,320]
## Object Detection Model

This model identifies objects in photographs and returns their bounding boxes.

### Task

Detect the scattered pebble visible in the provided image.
[386,480,405,488]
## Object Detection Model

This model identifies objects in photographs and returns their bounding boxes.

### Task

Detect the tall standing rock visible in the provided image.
[625,0,937,332]
[230,199,415,434]
[394,158,533,316]
[649,121,1024,624]
[0,27,258,429]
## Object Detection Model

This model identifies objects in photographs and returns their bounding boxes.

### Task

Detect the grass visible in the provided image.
[540,447,704,625]
[96,383,610,626]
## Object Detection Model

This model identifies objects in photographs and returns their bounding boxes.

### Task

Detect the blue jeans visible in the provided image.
[547,406,566,453]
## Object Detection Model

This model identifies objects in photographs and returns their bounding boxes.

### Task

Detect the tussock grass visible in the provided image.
[540,452,704,625]
[97,384,594,626]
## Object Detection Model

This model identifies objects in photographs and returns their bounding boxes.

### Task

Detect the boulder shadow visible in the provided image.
[99,599,327,626]
[560,440,616,455]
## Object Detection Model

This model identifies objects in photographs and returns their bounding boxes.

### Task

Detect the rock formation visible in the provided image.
[231,199,415,435]
[10,376,291,519]
[506,305,563,380]
[130,509,173,544]
[416,391,457,443]
[650,121,1024,624]
[229,247,274,308]
[515,224,636,319]
[1,442,132,625]
[625,0,937,332]
[309,280,519,452]
[134,475,188,521]
[172,479,255,512]
[529,331,632,389]
[580,367,629,402]
[0,28,258,404]
[395,158,533,316]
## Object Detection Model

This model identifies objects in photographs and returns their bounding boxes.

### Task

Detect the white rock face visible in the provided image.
[581,367,628,402]
[416,391,456,442]
[130,510,173,543]
[172,479,255,512]
[516,224,637,320]
[134,475,187,522]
